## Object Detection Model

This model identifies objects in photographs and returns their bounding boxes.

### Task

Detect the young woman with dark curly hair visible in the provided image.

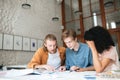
[84,26,119,73]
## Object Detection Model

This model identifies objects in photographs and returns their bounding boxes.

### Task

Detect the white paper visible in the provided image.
[0,78,13,80]
[1,70,97,80]
[5,69,34,77]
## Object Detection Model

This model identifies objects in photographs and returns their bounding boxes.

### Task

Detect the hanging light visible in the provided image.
[93,13,98,26]
[22,0,31,9]
[74,10,82,15]
[52,0,59,21]
[104,1,114,7]
[52,17,59,21]
[72,0,82,15]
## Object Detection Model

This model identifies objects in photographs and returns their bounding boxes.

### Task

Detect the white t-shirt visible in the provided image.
[47,49,61,69]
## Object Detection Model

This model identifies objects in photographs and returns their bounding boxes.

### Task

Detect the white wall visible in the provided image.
[0,0,63,66]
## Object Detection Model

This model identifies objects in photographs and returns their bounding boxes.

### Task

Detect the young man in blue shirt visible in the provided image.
[60,29,94,72]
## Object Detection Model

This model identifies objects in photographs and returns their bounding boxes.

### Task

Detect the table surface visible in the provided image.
[0,69,120,80]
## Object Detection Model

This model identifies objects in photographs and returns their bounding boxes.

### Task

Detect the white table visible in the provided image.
[0,69,120,80]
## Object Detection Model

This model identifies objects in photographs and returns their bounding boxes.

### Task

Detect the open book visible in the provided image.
[2,68,54,78]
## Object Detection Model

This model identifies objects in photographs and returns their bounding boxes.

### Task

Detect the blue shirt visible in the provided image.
[65,42,93,70]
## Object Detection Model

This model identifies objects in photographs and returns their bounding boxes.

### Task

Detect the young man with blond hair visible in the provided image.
[28,34,66,71]
[61,29,94,72]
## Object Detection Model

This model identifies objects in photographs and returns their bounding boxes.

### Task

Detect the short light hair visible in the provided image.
[43,34,57,52]
[62,29,77,40]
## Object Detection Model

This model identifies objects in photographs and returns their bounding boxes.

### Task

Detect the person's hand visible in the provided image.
[86,41,95,49]
[43,65,55,71]
[35,65,55,71]
[58,66,66,71]
[76,68,85,72]
[70,66,79,71]
[86,40,97,53]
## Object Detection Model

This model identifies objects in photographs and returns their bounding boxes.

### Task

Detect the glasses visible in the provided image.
[64,39,75,45]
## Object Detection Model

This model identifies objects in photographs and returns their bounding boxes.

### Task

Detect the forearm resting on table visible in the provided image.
[34,65,46,69]
[91,48,105,72]
[27,63,38,68]
[77,66,95,72]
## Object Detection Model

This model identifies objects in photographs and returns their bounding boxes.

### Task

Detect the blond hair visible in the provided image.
[62,29,77,40]
[43,34,58,52]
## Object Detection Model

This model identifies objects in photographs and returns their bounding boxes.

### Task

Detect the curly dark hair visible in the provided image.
[84,26,115,53]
